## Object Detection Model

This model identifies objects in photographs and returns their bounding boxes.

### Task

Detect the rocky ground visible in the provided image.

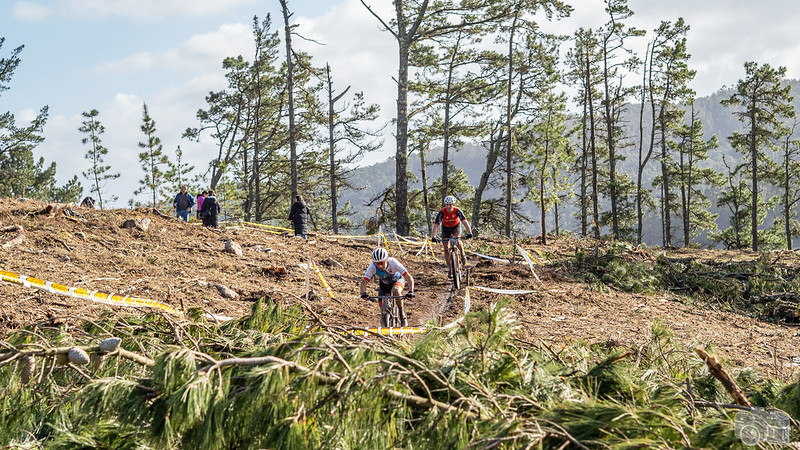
[0,199,798,381]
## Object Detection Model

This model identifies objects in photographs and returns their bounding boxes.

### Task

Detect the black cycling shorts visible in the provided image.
[441,224,462,240]
[378,281,403,296]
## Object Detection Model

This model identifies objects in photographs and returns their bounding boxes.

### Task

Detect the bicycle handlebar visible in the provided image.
[365,295,407,301]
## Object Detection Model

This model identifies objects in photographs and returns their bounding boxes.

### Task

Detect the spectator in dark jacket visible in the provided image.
[288,195,311,239]
[200,189,220,228]
[173,185,195,222]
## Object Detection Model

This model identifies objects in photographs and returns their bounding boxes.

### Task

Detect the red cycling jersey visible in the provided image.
[439,207,462,228]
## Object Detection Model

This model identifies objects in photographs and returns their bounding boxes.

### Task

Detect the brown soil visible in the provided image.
[0,200,798,380]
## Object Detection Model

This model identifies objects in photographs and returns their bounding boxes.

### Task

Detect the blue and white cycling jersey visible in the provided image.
[363,257,408,285]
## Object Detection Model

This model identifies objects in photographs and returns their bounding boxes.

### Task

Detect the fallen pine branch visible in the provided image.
[694,348,751,407]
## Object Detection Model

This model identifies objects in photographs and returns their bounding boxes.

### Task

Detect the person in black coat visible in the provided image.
[288,195,311,239]
[200,189,221,228]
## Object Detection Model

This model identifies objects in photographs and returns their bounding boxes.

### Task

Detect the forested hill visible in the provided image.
[342,79,800,247]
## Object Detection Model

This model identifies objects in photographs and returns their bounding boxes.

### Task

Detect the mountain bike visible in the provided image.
[367,295,408,327]
[446,236,468,290]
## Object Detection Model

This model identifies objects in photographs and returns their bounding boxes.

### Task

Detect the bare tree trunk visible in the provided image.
[586,48,600,239]
[472,127,504,234]
[326,65,338,234]
[396,37,411,235]
[750,108,758,251]
[280,0,298,200]
[420,142,432,235]
[504,10,520,238]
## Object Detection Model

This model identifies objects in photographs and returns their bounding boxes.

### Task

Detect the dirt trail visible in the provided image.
[0,200,799,380]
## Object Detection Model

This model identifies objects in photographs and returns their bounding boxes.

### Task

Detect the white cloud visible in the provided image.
[11,1,52,22]
[96,52,158,74]
[63,0,258,20]
[96,23,252,75]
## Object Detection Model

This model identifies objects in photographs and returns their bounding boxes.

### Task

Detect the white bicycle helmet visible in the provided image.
[444,195,456,205]
[371,247,388,262]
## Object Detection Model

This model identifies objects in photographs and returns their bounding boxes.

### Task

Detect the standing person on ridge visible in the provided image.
[172,185,194,222]
[200,189,220,228]
[196,190,208,219]
[288,195,312,239]
[430,196,473,278]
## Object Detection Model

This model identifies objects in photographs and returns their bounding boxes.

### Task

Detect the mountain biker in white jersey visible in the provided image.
[430,196,473,278]
[360,247,415,327]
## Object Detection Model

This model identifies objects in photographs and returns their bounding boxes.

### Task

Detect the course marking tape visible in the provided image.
[343,327,427,336]
[468,286,537,295]
[0,270,184,318]
[310,260,335,299]
[324,234,378,241]
[397,235,426,245]
[516,245,542,283]
[468,251,511,263]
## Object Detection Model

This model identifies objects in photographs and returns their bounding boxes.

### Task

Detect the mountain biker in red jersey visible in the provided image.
[430,196,473,278]
[360,247,415,326]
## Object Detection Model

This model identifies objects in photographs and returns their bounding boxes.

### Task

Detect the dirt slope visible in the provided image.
[0,200,798,380]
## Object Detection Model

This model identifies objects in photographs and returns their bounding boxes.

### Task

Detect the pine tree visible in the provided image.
[134,103,170,208]
[597,0,644,240]
[778,119,800,249]
[79,109,119,209]
[516,52,571,245]
[673,104,721,246]
[322,64,382,234]
[566,27,603,238]
[0,39,68,201]
[721,61,795,251]
[641,18,694,246]
[166,146,195,194]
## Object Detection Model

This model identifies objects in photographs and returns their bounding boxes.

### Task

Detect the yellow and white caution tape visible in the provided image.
[0,270,184,318]
[310,260,335,299]
[469,286,537,295]
[416,239,437,259]
[324,233,378,242]
[527,248,551,265]
[397,235,426,246]
[516,245,541,283]
[344,327,427,336]
[390,230,403,252]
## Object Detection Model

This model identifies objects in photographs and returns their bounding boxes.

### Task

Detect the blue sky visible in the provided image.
[2,0,800,207]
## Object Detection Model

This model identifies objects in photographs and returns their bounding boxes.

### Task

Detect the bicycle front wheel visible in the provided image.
[451,251,461,290]
[381,298,400,327]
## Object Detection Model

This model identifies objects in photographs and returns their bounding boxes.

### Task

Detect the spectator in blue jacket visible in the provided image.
[173,185,195,221]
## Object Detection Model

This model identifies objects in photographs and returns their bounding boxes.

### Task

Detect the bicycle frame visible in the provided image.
[367,295,407,328]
